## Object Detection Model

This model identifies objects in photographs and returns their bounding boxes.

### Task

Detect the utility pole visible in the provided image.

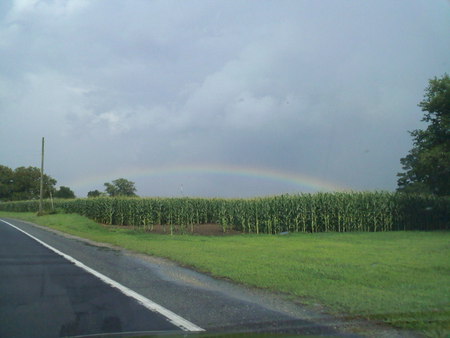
[39,137,44,215]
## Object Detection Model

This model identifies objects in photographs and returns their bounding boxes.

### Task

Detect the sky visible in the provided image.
[1,0,449,198]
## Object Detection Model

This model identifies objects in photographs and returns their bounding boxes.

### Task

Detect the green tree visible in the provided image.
[397,74,450,196]
[87,189,106,198]
[54,186,76,199]
[104,178,137,197]
[0,165,14,201]
[11,166,57,200]
[0,165,58,200]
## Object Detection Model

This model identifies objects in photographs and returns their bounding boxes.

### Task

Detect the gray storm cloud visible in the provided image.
[1,0,449,197]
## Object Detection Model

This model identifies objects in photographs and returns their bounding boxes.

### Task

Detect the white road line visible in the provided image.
[0,219,204,332]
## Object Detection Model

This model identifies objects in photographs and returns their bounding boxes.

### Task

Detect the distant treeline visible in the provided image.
[0,165,75,200]
[0,192,448,233]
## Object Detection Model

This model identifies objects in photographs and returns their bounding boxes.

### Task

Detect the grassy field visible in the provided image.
[1,211,449,336]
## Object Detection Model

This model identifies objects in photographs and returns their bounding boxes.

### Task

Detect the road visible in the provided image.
[0,218,344,337]
[0,219,193,336]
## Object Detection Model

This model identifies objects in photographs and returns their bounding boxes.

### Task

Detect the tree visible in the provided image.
[54,186,76,199]
[397,74,450,196]
[0,165,14,201]
[104,178,137,197]
[11,166,57,200]
[0,165,58,201]
[87,190,105,198]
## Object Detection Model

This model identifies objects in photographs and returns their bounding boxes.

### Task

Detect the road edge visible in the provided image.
[0,218,205,333]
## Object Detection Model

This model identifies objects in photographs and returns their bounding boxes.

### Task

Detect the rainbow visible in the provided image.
[70,164,348,195]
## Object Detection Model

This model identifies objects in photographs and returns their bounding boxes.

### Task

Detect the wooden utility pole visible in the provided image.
[39,137,44,214]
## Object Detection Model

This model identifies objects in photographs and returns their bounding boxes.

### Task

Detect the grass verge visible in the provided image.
[1,211,449,335]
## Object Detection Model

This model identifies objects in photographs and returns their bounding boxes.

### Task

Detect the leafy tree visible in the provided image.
[0,165,58,200]
[87,189,105,198]
[104,178,137,197]
[0,165,14,201]
[397,74,450,196]
[54,186,76,199]
[11,166,57,200]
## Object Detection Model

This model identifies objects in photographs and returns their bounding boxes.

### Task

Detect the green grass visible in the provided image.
[1,211,449,335]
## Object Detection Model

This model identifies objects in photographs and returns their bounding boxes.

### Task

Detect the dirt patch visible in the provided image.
[105,223,243,236]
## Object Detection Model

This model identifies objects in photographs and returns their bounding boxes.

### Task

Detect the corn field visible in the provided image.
[0,192,448,233]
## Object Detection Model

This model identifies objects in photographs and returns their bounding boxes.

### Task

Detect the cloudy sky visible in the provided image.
[1,0,449,198]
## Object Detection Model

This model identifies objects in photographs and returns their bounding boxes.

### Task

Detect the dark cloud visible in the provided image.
[1,0,449,197]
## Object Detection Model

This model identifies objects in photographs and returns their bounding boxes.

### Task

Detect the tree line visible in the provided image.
[87,178,137,198]
[0,165,138,201]
[0,165,75,201]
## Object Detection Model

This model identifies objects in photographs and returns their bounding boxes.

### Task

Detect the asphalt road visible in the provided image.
[0,219,187,337]
[0,218,347,337]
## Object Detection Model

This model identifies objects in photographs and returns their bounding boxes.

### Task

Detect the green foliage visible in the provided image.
[104,178,137,197]
[0,165,57,201]
[54,186,76,199]
[87,189,105,198]
[397,74,450,196]
[1,192,448,232]
[37,208,60,216]
[0,165,14,200]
